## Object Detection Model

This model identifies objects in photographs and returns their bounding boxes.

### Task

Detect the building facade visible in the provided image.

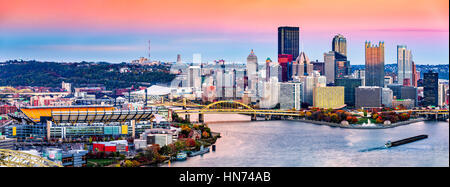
[335,78,362,107]
[355,86,382,108]
[397,45,413,86]
[313,86,345,109]
[365,41,385,87]
[278,26,299,60]
[423,71,439,106]
[332,34,347,56]
[279,82,302,110]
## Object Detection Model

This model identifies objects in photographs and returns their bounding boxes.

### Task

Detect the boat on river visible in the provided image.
[176,152,187,161]
[385,134,428,148]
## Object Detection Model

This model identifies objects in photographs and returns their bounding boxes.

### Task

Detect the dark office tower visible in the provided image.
[365,41,385,87]
[278,26,299,59]
[423,71,439,106]
[332,34,347,57]
[335,78,362,107]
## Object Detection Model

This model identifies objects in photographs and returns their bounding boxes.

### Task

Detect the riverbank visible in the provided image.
[290,118,426,129]
[157,131,220,167]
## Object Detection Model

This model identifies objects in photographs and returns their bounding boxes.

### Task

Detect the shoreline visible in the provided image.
[289,118,426,129]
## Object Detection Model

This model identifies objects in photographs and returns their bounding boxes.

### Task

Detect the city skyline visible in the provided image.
[0,0,448,65]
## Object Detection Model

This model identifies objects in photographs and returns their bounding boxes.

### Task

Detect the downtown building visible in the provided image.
[335,78,362,107]
[187,66,202,90]
[260,77,280,109]
[292,52,314,78]
[397,45,413,86]
[422,71,439,106]
[279,82,302,110]
[301,71,327,105]
[365,41,385,87]
[323,34,350,85]
[355,86,383,109]
[313,86,345,109]
[278,26,299,60]
[247,50,260,102]
[278,26,299,82]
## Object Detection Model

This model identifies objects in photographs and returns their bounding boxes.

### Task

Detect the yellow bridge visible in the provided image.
[167,100,449,122]
[0,149,62,167]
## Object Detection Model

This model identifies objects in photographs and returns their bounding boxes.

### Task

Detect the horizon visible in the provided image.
[0,0,448,65]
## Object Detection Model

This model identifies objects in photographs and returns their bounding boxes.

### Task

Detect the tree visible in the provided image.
[202,131,210,138]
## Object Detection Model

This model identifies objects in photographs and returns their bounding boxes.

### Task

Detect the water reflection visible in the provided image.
[169,120,448,167]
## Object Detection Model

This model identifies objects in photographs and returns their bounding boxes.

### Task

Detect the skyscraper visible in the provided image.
[365,41,385,87]
[412,61,419,87]
[397,45,413,85]
[295,52,313,77]
[247,49,259,97]
[423,71,439,106]
[324,51,335,84]
[247,49,258,75]
[265,57,272,82]
[278,26,299,59]
[332,34,347,56]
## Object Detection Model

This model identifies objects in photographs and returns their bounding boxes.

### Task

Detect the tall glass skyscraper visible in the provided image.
[278,26,299,60]
[397,45,412,85]
[332,34,347,57]
[365,41,385,87]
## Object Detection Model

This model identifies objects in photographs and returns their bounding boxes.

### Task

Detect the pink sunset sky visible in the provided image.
[0,0,448,64]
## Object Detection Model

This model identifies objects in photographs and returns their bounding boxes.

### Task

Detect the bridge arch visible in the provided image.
[202,100,256,112]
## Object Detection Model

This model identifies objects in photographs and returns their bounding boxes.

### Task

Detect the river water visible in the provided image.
[170,119,449,167]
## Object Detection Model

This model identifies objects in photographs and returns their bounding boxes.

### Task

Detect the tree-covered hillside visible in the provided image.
[0,60,176,89]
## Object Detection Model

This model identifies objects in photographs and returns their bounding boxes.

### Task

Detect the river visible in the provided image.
[170,118,449,167]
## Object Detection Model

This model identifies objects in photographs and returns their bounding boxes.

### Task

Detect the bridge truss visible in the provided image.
[0,149,62,167]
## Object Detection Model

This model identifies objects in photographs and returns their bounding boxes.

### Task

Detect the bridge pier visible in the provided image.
[199,113,204,123]
[251,114,257,121]
[185,114,190,122]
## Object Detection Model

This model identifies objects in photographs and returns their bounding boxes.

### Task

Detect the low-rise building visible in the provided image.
[355,86,382,109]
[0,135,16,149]
[313,86,345,109]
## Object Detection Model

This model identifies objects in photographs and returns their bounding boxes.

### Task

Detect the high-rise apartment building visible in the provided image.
[279,82,302,110]
[278,26,299,60]
[397,45,412,86]
[365,41,385,87]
